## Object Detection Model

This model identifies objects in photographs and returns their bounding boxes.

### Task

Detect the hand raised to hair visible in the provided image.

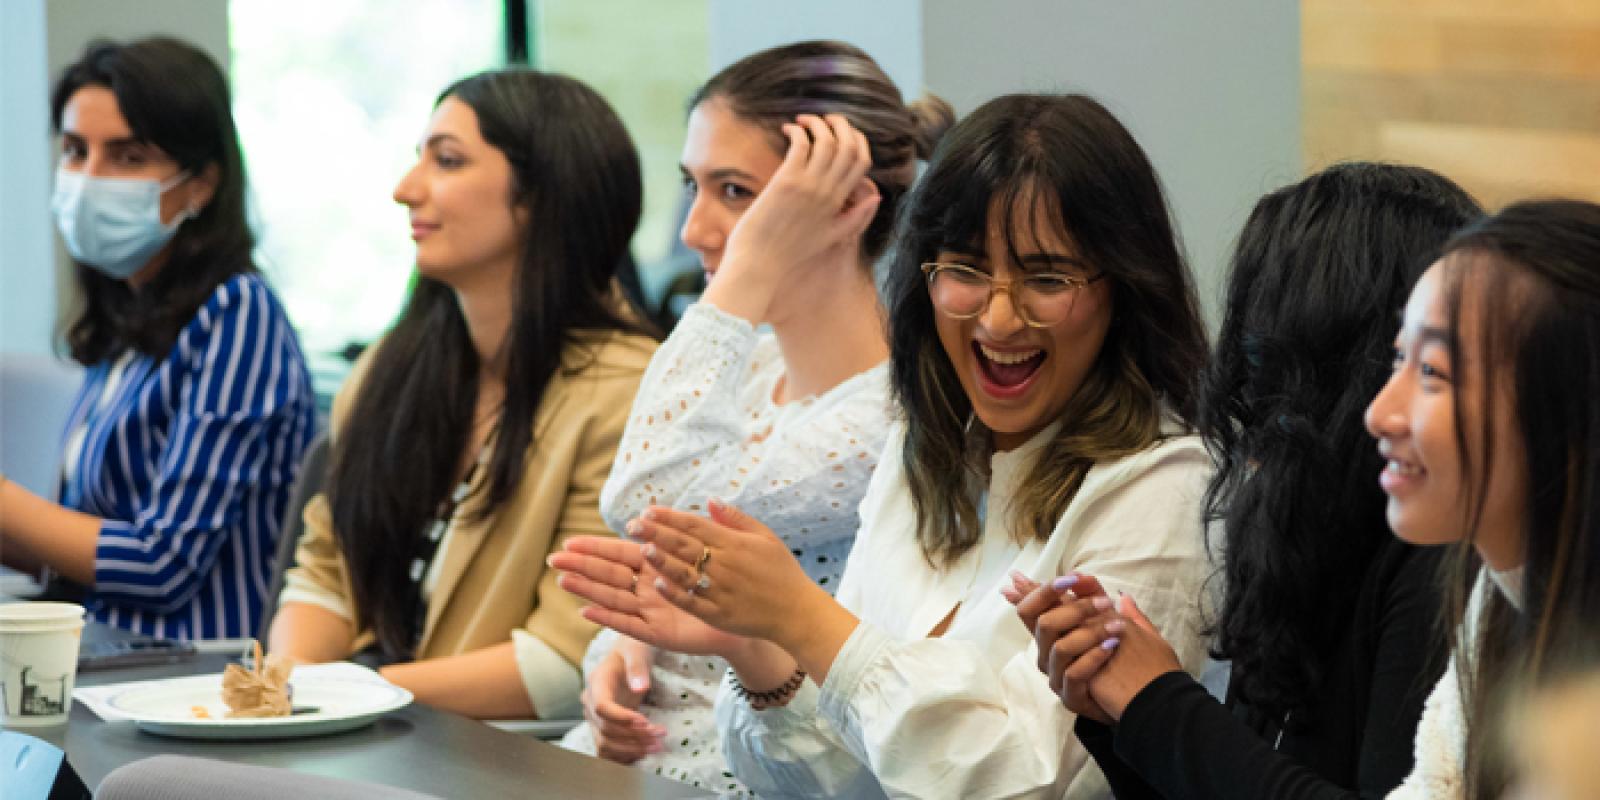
[701,113,881,325]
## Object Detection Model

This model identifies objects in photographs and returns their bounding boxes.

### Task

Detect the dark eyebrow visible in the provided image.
[1018,253,1089,270]
[680,164,760,184]
[422,133,463,149]
[1418,326,1456,348]
[59,132,144,148]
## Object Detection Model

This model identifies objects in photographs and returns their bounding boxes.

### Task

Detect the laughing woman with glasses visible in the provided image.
[554,93,1215,797]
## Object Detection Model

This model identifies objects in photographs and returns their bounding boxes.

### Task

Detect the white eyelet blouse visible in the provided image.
[560,302,894,796]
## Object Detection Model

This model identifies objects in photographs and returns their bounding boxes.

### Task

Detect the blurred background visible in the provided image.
[3,0,1597,399]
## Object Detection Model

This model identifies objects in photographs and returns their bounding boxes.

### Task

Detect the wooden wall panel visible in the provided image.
[1303,0,1600,208]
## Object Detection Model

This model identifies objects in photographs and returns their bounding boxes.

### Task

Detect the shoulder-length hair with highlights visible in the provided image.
[885,93,1207,567]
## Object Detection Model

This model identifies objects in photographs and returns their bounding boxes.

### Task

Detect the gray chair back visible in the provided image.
[0,352,83,498]
[98,756,441,800]
[258,431,330,639]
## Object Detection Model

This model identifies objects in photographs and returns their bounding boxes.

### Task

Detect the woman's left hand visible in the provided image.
[627,499,829,649]
[1075,595,1184,721]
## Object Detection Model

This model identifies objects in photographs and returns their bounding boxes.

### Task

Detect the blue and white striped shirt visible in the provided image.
[58,273,317,640]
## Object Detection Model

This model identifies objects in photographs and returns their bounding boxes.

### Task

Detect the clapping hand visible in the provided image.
[548,537,746,658]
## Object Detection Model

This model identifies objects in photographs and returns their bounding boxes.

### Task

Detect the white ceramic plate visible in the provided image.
[105,674,412,740]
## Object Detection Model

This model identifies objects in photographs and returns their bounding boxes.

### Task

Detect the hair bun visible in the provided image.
[907,93,956,160]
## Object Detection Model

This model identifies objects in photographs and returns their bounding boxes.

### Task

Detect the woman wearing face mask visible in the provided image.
[557,41,950,795]
[1010,163,1482,799]
[555,93,1215,797]
[0,38,315,640]
[266,69,657,720]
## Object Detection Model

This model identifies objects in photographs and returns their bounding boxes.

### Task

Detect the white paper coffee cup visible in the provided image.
[0,602,86,728]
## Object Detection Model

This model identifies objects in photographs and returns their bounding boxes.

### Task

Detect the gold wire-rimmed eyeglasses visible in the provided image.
[920,261,1105,328]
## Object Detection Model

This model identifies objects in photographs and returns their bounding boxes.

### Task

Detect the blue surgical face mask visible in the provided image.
[51,169,193,280]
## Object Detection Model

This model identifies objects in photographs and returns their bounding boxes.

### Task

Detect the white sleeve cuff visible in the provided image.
[682,300,759,335]
[278,573,354,622]
[511,628,583,720]
[817,620,892,731]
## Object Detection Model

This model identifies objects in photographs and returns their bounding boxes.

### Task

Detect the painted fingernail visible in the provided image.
[642,543,657,560]
[999,587,1020,602]
[1101,637,1121,651]
[629,677,649,692]
[626,519,642,536]
[641,508,658,521]
[1091,596,1113,611]
[1104,619,1127,635]
[1051,574,1079,592]
[654,577,669,593]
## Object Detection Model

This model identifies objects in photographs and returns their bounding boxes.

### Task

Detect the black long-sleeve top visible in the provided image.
[1077,538,1446,799]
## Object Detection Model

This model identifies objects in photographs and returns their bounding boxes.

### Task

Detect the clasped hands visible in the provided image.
[1003,570,1183,725]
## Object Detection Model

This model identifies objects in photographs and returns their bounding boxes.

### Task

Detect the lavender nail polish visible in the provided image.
[1051,574,1079,592]
[1101,637,1121,651]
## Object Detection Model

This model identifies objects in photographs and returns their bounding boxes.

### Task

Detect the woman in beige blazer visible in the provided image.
[267,69,657,720]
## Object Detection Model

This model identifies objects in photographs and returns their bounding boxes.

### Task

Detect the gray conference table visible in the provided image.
[28,624,707,798]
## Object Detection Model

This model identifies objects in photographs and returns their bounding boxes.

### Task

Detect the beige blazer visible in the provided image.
[287,329,656,666]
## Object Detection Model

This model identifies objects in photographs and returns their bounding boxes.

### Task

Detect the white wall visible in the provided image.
[708,0,1302,327]
[0,0,229,357]
[0,0,57,356]
[708,0,923,100]
[921,0,1302,325]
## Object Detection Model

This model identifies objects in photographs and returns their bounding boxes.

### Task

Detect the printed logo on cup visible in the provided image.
[0,602,86,727]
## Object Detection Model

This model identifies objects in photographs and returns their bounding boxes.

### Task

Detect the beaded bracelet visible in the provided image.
[729,667,807,709]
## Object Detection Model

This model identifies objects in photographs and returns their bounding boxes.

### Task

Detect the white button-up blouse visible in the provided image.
[717,421,1216,799]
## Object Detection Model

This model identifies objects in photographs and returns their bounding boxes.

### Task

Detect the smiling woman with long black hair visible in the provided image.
[267,69,658,720]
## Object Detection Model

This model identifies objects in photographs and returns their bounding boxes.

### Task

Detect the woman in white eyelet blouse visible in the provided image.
[560,305,892,793]
[558,40,952,795]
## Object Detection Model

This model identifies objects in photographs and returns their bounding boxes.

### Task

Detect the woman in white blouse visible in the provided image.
[557,41,952,795]
[555,93,1216,798]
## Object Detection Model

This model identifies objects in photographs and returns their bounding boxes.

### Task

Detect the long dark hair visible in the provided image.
[1203,163,1481,725]
[690,40,953,262]
[886,94,1208,566]
[50,37,256,365]
[1431,200,1600,799]
[325,70,653,657]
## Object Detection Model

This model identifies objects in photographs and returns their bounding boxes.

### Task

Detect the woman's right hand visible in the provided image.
[701,113,880,325]
[548,536,749,658]
[582,637,666,764]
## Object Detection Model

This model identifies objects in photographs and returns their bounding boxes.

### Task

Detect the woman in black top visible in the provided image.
[1007,163,1481,798]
